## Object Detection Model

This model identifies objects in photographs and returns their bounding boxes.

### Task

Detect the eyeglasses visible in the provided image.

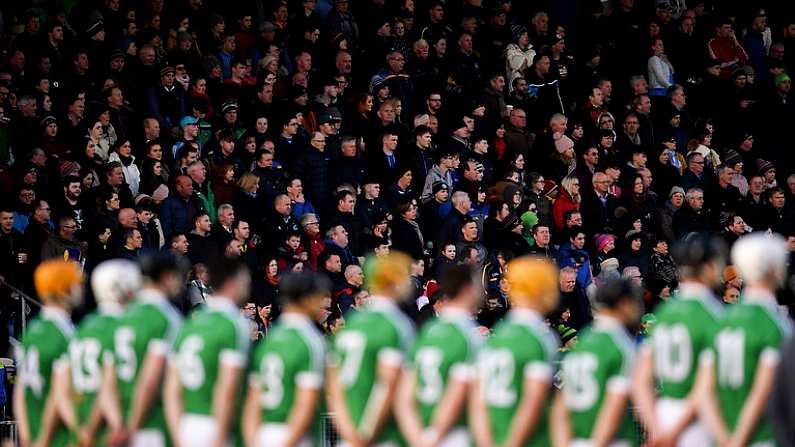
[63,225,77,229]
[304,221,319,226]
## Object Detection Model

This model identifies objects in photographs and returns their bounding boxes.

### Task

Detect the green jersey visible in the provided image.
[18,307,74,447]
[713,292,791,444]
[113,289,182,432]
[648,284,723,399]
[329,296,415,445]
[409,307,481,428]
[172,297,250,416]
[249,312,325,424]
[478,308,559,447]
[561,316,638,444]
[69,305,122,438]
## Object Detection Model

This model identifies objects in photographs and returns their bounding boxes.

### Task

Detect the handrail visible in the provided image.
[0,277,43,336]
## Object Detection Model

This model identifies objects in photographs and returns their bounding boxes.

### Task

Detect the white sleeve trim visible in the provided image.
[378,347,404,367]
[699,350,715,367]
[607,376,630,394]
[296,371,323,389]
[53,358,70,373]
[760,347,781,367]
[219,349,246,367]
[450,363,474,381]
[523,362,553,382]
[148,339,169,355]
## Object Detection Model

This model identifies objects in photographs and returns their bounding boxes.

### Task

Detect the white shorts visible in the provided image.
[338,442,398,447]
[571,440,631,447]
[255,423,311,447]
[130,428,166,447]
[437,427,470,447]
[178,413,230,447]
[656,397,712,447]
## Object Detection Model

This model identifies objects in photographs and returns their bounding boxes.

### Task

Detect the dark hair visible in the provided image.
[140,251,190,281]
[438,265,476,299]
[63,175,81,188]
[594,278,642,309]
[280,271,332,304]
[207,257,248,290]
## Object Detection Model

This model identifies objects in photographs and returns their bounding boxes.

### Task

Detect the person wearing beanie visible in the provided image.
[722,149,749,196]
[147,62,186,131]
[756,158,777,189]
[505,24,535,92]
[549,131,577,180]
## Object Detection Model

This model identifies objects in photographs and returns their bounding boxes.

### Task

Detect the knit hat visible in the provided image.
[775,73,792,87]
[669,185,685,199]
[595,234,616,252]
[723,265,738,283]
[432,181,449,195]
[520,210,538,229]
[152,184,170,201]
[511,24,528,43]
[134,194,152,207]
[625,229,643,240]
[756,158,775,175]
[600,257,620,272]
[59,160,81,178]
[723,149,741,167]
[85,19,104,37]
[159,65,176,77]
[110,49,126,61]
[553,132,574,154]
[40,115,57,129]
[557,324,577,345]
[220,101,238,114]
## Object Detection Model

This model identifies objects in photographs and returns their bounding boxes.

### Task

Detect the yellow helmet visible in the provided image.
[505,257,559,313]
[364,251,413,298]
[34,260,83,306]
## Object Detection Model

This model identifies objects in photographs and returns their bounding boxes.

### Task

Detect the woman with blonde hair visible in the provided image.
[552,175,582,231]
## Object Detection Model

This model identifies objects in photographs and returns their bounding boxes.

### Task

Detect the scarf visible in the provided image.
[405,217,424,247]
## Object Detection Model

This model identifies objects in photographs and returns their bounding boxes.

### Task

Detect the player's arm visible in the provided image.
[429,365,471,442]
[728,349,779,447]
[467,375,494,447]
[127,342,167,432]
[393,369,427,446]
[590,377,630,447]
[696,356,731,446]
[14,357,31,447]
[358,348,403,444]
[163,362,183,447]
[325,363,366,447]
[210,352,245,447]
[283,379,322,447]
[241,379,262,447]
[503,370,553,447]
[38,361,76,447]
[549,390,571,447]
[631,346,661,440]
[97,361,126,444]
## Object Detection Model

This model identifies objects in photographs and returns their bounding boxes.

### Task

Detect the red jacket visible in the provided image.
[553,189,580,232]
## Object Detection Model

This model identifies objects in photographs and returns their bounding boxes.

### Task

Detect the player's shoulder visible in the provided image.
[489,309,559,359]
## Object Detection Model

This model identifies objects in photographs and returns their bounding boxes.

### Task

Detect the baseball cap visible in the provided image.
[180,116,199,128]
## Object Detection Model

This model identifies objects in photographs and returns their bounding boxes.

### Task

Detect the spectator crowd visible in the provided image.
[2,0,795,346]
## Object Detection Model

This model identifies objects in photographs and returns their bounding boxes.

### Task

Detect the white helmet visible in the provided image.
[91,259,143,305]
